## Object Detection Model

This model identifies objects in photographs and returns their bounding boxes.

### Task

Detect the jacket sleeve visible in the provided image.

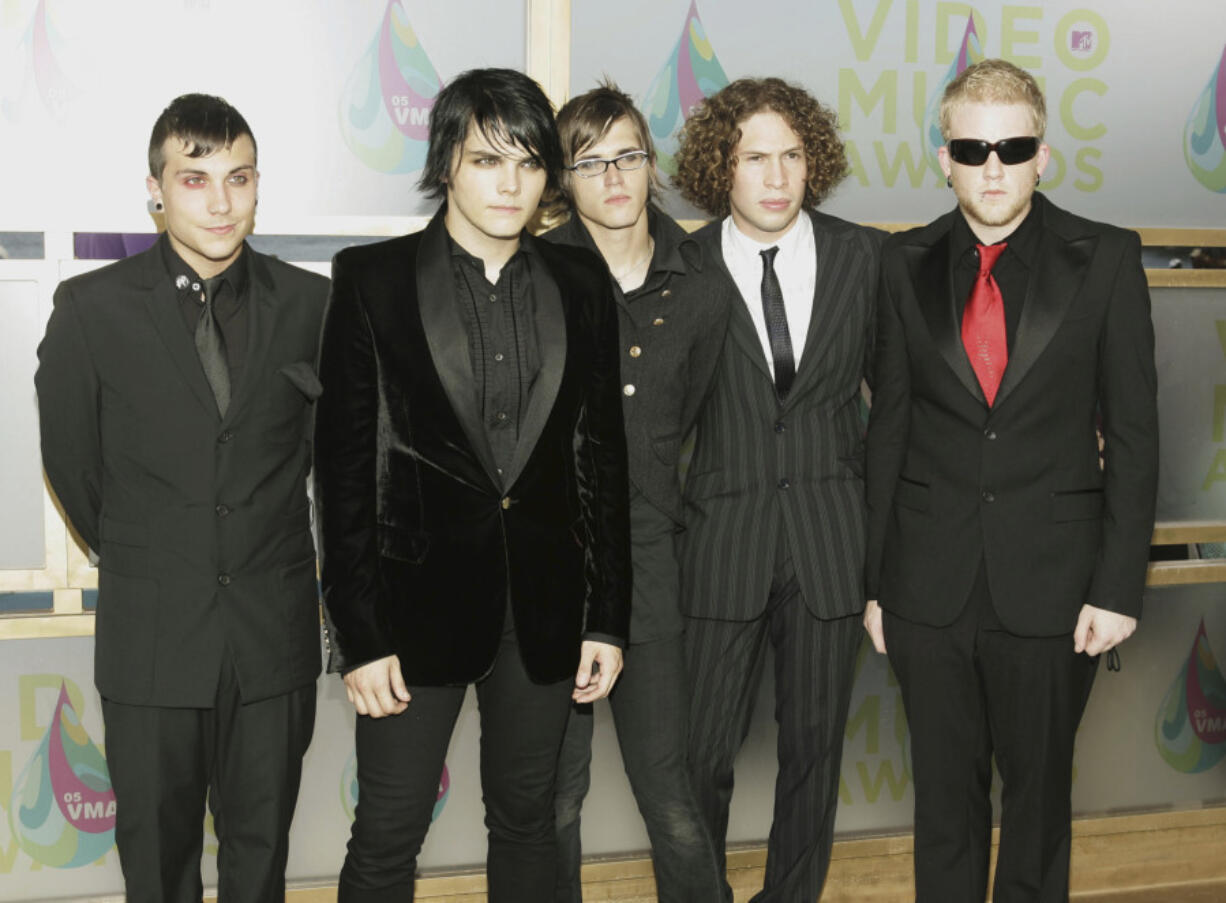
[679,278,731,441]
[314,251,392,671]
[35,282,103,554]
[1087,230,1158,617]
[864,251,911,599]
[575,275,632,644]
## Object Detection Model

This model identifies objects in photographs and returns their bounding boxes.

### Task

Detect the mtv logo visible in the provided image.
[1071,30,1094,52]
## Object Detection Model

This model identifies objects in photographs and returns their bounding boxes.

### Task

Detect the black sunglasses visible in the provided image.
[947,137,1040,166]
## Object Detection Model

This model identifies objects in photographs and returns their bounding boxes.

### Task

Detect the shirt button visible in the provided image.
[623,384,636,396]
[984,428,997,440]
[217,573,232,586]
[652,318,665,326]
[628,345,642,358]
[778,477,791,490]
[774,420,786,433]
[191,282,201,292]
[982,490,995,503]
[660,289,672,299]
[215,504,230,517]
[494,352,505,362]
[218,430,233,443]
[495,411,508,421]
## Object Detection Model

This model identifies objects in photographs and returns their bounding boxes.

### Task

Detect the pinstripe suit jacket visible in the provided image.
[679,210,883,621]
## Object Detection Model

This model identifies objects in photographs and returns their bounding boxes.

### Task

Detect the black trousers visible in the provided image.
[101,657,316,903]
[338,634,573,902]
[884,565,1098,903]
[684,558,862,903]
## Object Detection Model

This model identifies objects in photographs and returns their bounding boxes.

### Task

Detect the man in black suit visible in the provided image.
[864,59,1158,902]
[36,94,327,902]
[542,82,728,903]
[672,78,882,903]
[314,69,631,902]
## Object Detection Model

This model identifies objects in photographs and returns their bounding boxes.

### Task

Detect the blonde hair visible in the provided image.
[939,58,1046,140]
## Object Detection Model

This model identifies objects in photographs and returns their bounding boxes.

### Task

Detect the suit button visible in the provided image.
[628,345,642,358]
[494,352,504,362]
[218,430,233,443]
[500,497,511,510]
[215,504,230,517]
[660,289,672,299]
[774,420,786,433]
[623,384,636,396]
[982,490,995,503]
[217,573,232,586]
[652,317,665,326]
[488,292,497,303]
[778,477,791,489]
[984,428,997,440]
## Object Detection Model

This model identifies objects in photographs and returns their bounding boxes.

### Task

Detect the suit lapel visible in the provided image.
[993,227,1096,407]
[914,231,986,404]
[503,251,566,489]
[222,252,276,426]
[415,215,502,485]
[140,255,223,419]
[700,225,772,380]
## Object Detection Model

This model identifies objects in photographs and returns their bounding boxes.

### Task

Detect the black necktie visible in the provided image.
[196,276,231,416]
[760,246,795,399]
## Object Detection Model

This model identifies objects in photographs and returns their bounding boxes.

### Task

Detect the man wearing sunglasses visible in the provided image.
[542,82,729,902]
[864,58,1157,902]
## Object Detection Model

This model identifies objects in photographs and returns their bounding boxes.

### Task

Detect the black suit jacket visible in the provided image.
[36,239,328,706]
[865,194,1158,634]
[314,212,631,686]
[680,210,883,621]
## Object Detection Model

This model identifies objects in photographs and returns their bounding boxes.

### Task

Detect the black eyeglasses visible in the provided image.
[947,137,1040,166]
[566,150,650,178]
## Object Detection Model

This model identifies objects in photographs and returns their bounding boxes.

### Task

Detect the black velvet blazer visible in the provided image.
[314,212,631,685]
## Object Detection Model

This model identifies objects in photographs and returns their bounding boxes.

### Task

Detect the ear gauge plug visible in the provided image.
[946,176,953,188]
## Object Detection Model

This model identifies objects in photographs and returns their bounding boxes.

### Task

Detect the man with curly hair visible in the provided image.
[864,59,1156,902]
[673,77,882,902]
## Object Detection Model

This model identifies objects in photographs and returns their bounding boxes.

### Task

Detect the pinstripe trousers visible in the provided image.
[684,555,861,903]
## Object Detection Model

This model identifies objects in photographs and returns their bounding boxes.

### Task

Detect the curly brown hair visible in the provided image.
[673,77,848,218]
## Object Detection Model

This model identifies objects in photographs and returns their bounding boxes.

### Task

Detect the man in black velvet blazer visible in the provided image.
[864,60,1158,902]
[314,69,631,902]
[36,95,326,902]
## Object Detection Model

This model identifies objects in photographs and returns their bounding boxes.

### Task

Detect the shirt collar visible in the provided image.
[952,194,1043,268]
[159,232,249,298]
[722,209,813,270]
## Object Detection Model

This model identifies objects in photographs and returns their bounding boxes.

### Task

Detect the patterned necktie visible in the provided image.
[759,246,796,400]
[196,276,231,416]
[961,242,1008,406]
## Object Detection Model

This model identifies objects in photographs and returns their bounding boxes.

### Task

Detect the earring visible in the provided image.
[946,176,953,188]
[156,201,164,211]
[1035,174,1041,186]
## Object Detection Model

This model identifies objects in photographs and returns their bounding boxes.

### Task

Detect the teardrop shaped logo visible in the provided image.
[1154,619,1226,773]
[641,0,730,177]
[920,14,984,178]
[8,683,116,867]
[2,0,74,122]
[339,0,442,174]
[1183,43,1226,193]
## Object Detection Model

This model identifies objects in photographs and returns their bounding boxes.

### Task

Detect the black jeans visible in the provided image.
[554,635,722,902]
[338,635,572,903]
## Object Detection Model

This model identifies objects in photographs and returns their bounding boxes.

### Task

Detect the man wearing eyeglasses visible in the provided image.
[542,82,729,903]
[864,58,1157,902]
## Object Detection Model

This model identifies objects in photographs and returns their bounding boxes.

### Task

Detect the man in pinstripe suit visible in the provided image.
[672,78,882,902]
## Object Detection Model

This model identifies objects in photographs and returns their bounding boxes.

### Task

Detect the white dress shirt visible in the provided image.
[721,213,817,378]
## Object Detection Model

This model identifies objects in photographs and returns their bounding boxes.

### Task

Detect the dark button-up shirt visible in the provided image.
[163,235,250,387]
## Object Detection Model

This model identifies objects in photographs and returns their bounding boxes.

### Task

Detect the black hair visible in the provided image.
[419,68,562,200]
[148,93,256,179]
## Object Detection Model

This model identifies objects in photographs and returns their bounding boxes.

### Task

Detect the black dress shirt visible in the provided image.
[162,235,250,387]
[951,198,1042,352]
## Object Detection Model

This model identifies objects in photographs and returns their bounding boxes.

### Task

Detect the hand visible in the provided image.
[863,599,887,654]
[342,654,411,717]
[572,641,623,703]
[1073,604,1137,657]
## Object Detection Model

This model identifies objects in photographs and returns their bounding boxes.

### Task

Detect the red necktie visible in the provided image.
[962,242,1008,406]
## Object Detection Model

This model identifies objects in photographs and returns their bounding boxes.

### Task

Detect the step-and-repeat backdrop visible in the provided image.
[1,0,1224,898]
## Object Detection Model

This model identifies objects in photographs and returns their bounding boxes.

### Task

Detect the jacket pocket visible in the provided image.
[894,477,929,512]
[1051,489,1104,522]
